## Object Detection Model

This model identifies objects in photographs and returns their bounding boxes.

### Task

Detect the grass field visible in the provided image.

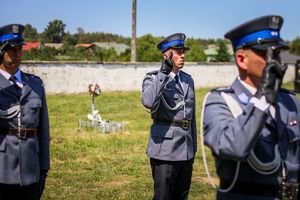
[42,83,296,200]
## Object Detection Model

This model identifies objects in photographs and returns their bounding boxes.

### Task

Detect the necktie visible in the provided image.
[9,76,21,96]
[174,74,179,84]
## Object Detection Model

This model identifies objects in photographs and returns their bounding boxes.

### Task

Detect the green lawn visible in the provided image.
[42,82,297,200]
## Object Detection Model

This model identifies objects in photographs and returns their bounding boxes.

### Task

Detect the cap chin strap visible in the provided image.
[236,38,282,50]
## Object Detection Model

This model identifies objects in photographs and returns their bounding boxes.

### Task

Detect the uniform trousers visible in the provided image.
[150,158,194,200]
[0,182,40,200]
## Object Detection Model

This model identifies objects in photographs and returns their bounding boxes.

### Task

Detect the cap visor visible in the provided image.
[250,41,289,51]
[171,46,190,50]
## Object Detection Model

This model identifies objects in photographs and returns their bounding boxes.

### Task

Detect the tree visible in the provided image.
[290,37,300,56]
[62,32,77,46]
[137,34,161,62]
[23,24,38,41]
[214,40,231,62]
[185,39,206,62]
[43,19,66,43]
[77,27,85,35]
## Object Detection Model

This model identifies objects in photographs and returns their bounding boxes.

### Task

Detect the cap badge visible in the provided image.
[271,16,280,29]
[12,25,19,34]
[257,38,263,44]
[271,31,278,36]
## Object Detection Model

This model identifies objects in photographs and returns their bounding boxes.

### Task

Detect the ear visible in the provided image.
[235,49,247,70]
[162,50,170,59]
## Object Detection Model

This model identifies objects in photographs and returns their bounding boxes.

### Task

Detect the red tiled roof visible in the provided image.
[75,43,95,48]
[23,42,42,51]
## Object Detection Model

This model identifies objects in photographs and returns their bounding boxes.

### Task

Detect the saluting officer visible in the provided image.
[202,15,300,199]
[0,24,50,200]
[142,33,197,200]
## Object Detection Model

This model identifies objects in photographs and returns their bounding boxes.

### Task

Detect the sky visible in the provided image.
[1,0,300,41]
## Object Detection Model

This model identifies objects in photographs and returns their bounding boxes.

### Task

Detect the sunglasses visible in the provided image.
[251,48,281,60]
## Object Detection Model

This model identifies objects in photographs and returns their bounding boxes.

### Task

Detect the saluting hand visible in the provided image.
[160,52,174,75]
[255,48,287,104]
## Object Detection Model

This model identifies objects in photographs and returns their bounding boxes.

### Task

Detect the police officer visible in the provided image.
[142,33,197,200]
[202,15,300,200]
[0,24,50,200]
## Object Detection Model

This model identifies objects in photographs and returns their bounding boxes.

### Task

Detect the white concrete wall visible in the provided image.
[21,62,295,94]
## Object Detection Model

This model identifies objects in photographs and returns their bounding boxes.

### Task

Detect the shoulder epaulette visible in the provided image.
[279,88,296,95]
[180,70,191,77]
[23,72,40,79]
[211,86,234,93]
[146,70,159,76]
[23,72,43,84]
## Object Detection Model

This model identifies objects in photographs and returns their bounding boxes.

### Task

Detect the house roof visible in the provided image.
[75,43,95,48]
[23,41,42,51]
[204,44,233,56]
[44,43,63,49]
[93,42,129,55]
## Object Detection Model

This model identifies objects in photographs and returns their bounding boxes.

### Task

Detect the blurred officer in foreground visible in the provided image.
[142,33,197,200]
[0,24,50,200]
[203,15,300,200]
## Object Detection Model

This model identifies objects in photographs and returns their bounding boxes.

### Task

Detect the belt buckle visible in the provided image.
[181,120,189,129]
[17,129,27,139]
[280,182,299,200]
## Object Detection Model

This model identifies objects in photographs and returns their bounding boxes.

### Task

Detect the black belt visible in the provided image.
[220,180,280,197]
[1,128,37,139]
[154,119,191,129]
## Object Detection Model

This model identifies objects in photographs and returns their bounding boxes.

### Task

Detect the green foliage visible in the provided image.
[75,32,131,45]
[213,40,231,62]
[137,34,162,62]
[43,19,66,43]
[185,39,207,62]
[62,32,77,46]
[290,37,300,56]
[23,24,38,41]
[23,47,57,61]
[20,20,300,62]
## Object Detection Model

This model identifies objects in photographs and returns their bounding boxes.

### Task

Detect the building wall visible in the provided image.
[21,62,295,94]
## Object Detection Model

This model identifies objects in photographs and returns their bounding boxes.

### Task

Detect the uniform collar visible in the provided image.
[0,68,11,80]
[169,70,181,80]
[238,77,257,95]
[0,68,22,83]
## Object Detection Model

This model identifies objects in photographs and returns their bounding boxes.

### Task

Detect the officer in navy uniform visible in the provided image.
[203,15,300,199]
[0,24,50,200]
[142,33,197,200]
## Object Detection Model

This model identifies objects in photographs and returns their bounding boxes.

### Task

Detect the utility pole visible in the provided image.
[131,0,137,63]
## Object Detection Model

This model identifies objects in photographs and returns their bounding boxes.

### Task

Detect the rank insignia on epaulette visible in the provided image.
[237,93,249,104]
[212,87,233,93]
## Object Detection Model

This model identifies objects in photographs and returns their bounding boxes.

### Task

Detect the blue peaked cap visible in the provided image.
[225,15,289,51]
[0,24,25,45]
[157,33,189,52]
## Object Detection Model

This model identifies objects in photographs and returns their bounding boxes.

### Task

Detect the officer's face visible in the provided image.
[164,48,185,70]
[0,46,23,74]
[236,47,282,87]
[244,49,267,78]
